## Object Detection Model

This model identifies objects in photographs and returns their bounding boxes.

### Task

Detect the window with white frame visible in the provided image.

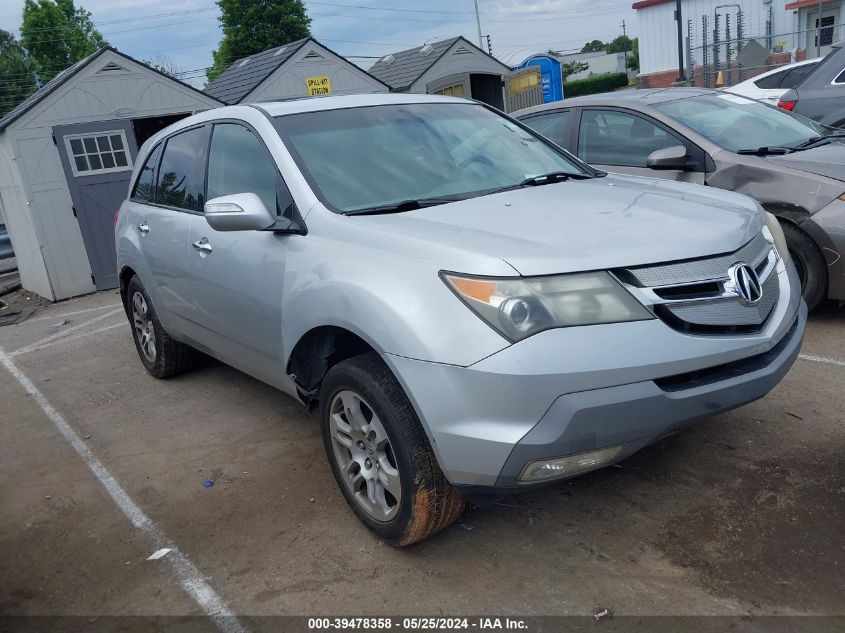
[65,131,132,176]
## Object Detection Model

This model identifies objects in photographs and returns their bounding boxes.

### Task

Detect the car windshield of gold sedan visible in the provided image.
[273,103,591,214]
[654,93,827,153]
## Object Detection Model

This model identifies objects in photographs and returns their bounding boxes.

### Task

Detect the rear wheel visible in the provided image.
[126,276,194,378]
[781,222,827,310]
[319,352,466,545]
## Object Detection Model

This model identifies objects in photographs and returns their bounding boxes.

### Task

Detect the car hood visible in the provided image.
[360,174,763,276]
[763,142,845,181]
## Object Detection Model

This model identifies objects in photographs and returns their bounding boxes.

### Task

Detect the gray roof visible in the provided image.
[203,38,390,104]
[0,47,222,132]
[367,36,473,91]
[204,38,311,104]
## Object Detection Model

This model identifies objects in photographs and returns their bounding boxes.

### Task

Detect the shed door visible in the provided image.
[54,119,138,290]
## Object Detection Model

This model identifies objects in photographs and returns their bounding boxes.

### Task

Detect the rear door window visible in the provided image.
[578,109,678,167]
[155,126,209,212]
[521,110,571,147]
[131,143,162,203]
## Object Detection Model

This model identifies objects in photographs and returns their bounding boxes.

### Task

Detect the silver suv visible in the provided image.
[116,94,805,545]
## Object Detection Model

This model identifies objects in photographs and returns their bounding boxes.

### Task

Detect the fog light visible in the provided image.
[519,445,623,482]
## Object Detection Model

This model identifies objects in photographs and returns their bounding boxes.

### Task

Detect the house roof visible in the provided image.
[0,46,222,132]
[631,0,673,9]
[203,37,390,104]
[204,37,312,104]
[368,36,510,91]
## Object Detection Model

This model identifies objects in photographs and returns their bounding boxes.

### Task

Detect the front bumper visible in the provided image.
[383,264,805,490]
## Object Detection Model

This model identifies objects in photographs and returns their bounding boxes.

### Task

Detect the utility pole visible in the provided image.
[674,0,686,81]
[621,20,629,67]
[486,34,493,55]
[474,0,483,49]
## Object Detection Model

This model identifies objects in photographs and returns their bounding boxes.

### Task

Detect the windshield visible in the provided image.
[653,92,827,152]
[273,103,590,213]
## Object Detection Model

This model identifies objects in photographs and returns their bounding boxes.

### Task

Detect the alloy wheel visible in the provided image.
[131,291,156,363]
[329,390,402,522]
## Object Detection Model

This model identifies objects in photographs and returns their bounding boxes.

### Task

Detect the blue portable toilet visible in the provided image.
[514,54,564,103]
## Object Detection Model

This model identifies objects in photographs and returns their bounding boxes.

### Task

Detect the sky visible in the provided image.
[0,0,639,87]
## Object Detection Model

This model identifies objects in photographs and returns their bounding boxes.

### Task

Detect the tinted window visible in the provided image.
[754,68,790,89]
[835,67,845,84]
[782,63,817,88]
[131,143,162,203]
[207,124,281,215]
[155,126,209,211]
[274,103,589,214]
[522,110,571,146]
[578,110,677,166]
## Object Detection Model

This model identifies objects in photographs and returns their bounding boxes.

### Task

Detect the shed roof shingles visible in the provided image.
[203,38,310,104]
[367,37,462,91]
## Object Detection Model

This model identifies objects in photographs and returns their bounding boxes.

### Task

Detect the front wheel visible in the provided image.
[319,352,466,545]
[781,222,827,310]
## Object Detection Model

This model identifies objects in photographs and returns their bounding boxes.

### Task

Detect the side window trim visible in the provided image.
[149,123,211,215]
[576,106,707,171]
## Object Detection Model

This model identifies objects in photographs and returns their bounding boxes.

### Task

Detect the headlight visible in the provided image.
[762,212,791,266]
[442,271,654,342]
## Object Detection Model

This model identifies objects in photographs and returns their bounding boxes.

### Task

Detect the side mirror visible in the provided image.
[646,145,690,171]
[203,193,276,231]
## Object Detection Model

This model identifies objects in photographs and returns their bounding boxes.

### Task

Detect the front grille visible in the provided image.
[625,233,770,287]
[661,273,778,327]
[616,234,779,334]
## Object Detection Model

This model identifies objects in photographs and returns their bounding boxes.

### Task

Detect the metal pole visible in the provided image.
[675,0,686,81]
[622,20,629,68]
[474,0,484,49]
[816,0,823,57]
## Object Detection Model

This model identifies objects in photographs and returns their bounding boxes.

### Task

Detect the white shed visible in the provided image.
[368,37,513,111]
[204,37,390,105]
[0,47,222,301]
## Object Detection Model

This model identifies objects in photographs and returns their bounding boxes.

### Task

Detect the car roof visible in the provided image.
[513,87,724,116]
[256,92,468,116]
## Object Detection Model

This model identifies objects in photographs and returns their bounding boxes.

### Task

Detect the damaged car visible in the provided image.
[516,88,845,309]
[117,94,805,545]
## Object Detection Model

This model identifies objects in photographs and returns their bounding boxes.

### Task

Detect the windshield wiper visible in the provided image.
[345,196,464,216]
[791,132,845,149]
[736,146,795,156]
[484,171,593,195]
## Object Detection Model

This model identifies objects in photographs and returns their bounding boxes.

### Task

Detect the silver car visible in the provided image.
[515,89,845,310]
[116,94,805,545]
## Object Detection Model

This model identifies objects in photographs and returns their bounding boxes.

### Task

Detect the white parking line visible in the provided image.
[0,348,247,633]
[27,303,123,324]
[798,354,845,367]
[9,322,128,357]
[9,308,124,357]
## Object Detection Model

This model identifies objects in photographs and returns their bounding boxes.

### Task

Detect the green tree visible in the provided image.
[0,30,39,117]
[581,39,606,53]
[606,35,633,54]
[561,60,589,79]
[21,0,107,82]
[207,0,311,83]
[626,37,640,71]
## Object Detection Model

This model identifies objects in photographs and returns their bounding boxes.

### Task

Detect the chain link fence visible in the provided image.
[684,7,840,88]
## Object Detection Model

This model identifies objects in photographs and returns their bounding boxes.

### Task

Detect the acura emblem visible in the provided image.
[729,263,763,306]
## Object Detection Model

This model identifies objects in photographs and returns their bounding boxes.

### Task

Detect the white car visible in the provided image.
[725,58,819,105]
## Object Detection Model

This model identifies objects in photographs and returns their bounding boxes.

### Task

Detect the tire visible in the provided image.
[781,222,827,311]
[319,352,467,546]
[126,276,195,378]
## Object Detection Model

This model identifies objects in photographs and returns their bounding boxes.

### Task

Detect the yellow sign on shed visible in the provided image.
[306,76,332,96]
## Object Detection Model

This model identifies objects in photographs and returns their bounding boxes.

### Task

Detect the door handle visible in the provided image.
[192,237,213,254]
[136,222,150,234]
